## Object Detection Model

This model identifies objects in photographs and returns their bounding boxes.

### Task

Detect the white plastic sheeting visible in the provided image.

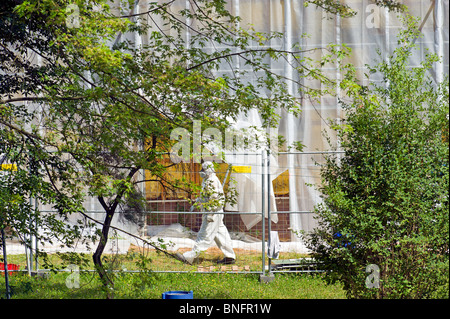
[181,0,449,238]
[4,222,310,255]
[220,111,280,229]
[208,0,448,238]
[58,0,450,239]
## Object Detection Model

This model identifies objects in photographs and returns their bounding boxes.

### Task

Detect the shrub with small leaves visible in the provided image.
[305,17,449,299]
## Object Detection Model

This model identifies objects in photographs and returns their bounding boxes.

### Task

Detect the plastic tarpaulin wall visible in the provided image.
[93,0,450,237]
[277,0,449,239]
[190,0,448,238]
[218,0,449,238]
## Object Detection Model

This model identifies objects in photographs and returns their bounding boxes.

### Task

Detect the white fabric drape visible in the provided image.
[83,0,449,236]
[216,0,448,237]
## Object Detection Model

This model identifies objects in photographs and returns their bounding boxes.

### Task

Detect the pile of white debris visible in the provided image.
[4,223,311,255]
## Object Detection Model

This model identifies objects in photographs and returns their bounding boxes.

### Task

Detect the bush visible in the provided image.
[305,19,449,299]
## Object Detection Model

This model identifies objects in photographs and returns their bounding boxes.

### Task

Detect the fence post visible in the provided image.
[259,150,275,283]
[1,222,11,299]
[267,149,272,276]
[261,150,266,277]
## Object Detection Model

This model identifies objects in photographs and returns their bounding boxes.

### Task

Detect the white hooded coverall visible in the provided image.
[183,162,236,264]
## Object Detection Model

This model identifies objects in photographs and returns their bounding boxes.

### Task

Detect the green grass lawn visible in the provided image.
[1,271,345,299]
[1,252,346,299]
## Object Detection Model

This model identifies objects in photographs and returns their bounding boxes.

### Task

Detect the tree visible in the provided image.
[304,17,449,298]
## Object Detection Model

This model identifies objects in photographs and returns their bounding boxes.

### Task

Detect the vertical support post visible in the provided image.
[28,192,33,274]
[25,182,31,275]
[185,0,191,51]
[335,12,342,150]
[1,224,11,299]
[34,198,38,272]
[25,238,31,276]
[259,150,275,283]
[260,150,275,283]
[434,0,444,84]
[384,6,390,64]
[261,150,266,276]
[267,149,272,276]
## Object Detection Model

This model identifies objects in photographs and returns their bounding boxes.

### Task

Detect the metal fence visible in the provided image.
[2,151,344,277]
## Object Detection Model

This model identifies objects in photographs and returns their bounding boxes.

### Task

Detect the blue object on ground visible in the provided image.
[162,290,194,299]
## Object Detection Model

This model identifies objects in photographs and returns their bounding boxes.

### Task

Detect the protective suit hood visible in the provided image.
[200,161,215,178]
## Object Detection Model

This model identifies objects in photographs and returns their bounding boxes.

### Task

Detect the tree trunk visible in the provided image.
[92,206,115,298]
[92,168,140,298]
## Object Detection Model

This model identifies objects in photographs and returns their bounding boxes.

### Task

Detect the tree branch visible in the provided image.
[118,0,176,18]
[185,48,319,71]
[1,96,85,104]
[78,209,177,258]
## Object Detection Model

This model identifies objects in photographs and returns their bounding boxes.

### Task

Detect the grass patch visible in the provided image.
[1,252,346,299]
[1,271,345,299]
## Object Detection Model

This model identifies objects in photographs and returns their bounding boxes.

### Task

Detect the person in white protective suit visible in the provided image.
[175,161,236,265]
